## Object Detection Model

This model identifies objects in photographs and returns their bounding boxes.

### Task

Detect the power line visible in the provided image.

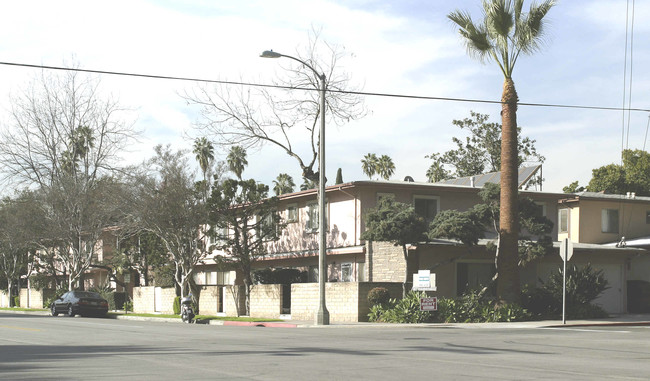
[0,60,649,113]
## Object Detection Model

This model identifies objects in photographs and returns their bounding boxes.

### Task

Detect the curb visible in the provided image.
[221,321,299,328]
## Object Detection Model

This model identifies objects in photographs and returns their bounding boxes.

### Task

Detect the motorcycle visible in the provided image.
[180,296,195,324]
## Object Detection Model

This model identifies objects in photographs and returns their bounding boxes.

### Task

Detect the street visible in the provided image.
[1,312,649,380]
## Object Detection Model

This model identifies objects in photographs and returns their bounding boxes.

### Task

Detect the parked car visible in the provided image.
[50,291,109,317]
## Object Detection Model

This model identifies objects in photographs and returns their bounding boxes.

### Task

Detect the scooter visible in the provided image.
[180,296,195,324]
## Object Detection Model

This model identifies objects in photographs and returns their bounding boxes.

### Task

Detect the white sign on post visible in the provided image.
[559,238,573,261]
[559,238,573,324]
[412,270,436,291]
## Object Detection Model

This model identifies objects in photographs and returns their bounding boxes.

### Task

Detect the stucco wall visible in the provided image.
[577,200,650,244]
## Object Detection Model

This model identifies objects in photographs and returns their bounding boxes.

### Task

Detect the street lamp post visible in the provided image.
[260,50,330,325]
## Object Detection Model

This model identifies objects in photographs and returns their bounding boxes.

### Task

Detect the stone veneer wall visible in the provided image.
[291,282,403,322]
[223,285,246,317]
[249,284,282,319]
[0,290,8,307]
[367,241,407,282]
[19,288,52,309]
[133,286,177,314]
[198,286,220,315]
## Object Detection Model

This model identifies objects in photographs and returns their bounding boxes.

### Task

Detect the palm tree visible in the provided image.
[227,146,248,179]
[300,177,316,191]
[377,155,395,180]
[448,0,555,303]
[273,173,296,196]
[71,126,95,160]
[361,153,378,179]
[192,137,214,182]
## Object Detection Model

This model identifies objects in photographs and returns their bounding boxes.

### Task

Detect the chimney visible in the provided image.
[470,176,475,187]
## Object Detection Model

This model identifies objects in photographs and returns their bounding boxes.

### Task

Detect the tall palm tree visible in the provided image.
[227,146,248,180]
[377,155,395,180]
[273,173,296,196]
[361,153,378,180]
[448,0,555,303]
[192,137,214,183]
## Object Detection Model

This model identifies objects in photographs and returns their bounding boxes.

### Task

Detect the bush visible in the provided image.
[90,285,117,310]
[12,296,20,307]
[521,285,556,318]
[123,299,133,312]
[433,290,530,323]
[522,264,610,319]
[368,291,432,323]
[545,264,609,305]
[44,286,68,308]
[173,296,181,315]
[367,287,390,306]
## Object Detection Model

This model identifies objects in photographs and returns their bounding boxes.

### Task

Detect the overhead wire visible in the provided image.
[0,60,648,114]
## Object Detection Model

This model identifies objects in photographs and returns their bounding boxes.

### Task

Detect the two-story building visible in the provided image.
[191,177,650,319]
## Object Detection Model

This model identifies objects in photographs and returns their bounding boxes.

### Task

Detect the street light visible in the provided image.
[260,50,330,325]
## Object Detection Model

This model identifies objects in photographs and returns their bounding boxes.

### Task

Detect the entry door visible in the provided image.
[594,264,624,314]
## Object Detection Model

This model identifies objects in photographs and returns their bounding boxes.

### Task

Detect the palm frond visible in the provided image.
[448,10,493,61]
[483,0,514,38]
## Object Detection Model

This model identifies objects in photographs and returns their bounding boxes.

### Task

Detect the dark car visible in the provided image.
[51,291,109,317]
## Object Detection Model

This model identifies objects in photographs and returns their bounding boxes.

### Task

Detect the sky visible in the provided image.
[0,0,648,194]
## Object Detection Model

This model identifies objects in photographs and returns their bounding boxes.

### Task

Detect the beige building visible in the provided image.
[190,179,650,319]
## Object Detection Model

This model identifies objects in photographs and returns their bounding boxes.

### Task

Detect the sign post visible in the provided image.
[559,238,573,324]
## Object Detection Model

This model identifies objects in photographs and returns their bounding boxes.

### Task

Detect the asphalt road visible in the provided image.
[1,312,649,380]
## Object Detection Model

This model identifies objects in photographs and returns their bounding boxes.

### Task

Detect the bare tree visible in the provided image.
[0,69,137,290]
[184,29,366,184]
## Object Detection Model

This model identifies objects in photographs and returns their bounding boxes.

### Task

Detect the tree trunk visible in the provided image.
[497,77,521,304]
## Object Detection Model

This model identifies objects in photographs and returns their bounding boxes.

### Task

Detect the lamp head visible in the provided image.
[260,50,282,58]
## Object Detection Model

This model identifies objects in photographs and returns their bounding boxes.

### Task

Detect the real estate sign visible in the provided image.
[420,297,437,311]
[412,270,436,291]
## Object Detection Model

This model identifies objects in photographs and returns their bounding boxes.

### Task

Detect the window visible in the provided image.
[194,272,206,285]
[341,263,353,282]
[259,212,278,239]
[414,196,439,222]
[557,208,568,232]
[602,209,619,234]
[534,202,547,217]
[456,262,495,296]
[217,271,232,285]
[286,204,298,223]
[306,202,328,233]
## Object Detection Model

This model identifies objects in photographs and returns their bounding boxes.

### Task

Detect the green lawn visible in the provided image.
[1,307,282,322]
[107,311,282,322]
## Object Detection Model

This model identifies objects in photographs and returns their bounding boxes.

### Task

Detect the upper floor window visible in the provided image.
[259,212,278,239]
[601,209,619,234]
[305,202,328,233]
[286,204,298,223]
[558,208,569,233]
[414,196,439,222]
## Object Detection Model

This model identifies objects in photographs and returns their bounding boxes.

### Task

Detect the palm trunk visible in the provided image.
[497,77,521,304]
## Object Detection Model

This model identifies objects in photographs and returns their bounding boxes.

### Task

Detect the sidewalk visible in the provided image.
[3,309,649,329]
